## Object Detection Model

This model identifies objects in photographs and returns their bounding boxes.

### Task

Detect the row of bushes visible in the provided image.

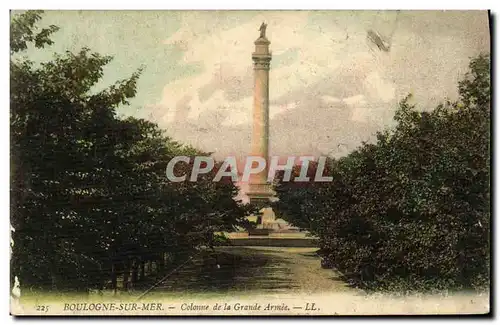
[10,11,253,292]
[273,55,490,292]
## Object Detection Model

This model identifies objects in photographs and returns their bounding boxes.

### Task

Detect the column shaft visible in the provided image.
[251,67,270,185]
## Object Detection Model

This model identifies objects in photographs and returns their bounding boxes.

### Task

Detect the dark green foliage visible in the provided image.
[273,54,490,292]
[10,10,59,53]
[10,11,252,292]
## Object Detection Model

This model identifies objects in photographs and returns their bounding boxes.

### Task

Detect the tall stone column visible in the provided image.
[245,22,280,234]
[247,23,274,206]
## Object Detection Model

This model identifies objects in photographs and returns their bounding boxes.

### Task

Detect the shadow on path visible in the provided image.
[147,246,352,295]
[153,247,297,293]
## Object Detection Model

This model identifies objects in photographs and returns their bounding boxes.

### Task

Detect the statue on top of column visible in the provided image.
[259,22,267,38]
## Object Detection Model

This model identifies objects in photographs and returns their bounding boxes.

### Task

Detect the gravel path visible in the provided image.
[150,246,357,295]
[140,247,489,315]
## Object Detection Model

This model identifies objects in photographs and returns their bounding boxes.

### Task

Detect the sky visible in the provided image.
[21,10,490,160]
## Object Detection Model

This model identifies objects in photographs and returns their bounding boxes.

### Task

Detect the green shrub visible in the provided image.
[273,54,490,292]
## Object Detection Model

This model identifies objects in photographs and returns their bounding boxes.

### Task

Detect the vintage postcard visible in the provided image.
[10,10,491,316]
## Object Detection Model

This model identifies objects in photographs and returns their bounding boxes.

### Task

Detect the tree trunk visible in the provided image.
[131,259,138,285]
[157,255,164,273]
[51,274,57,290]
[140,261,145,280]
[122,261,129,291]
[111,263,117,294]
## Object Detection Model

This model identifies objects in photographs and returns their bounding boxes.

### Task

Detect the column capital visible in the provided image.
[252,54,272,70]
[252,34,271,70]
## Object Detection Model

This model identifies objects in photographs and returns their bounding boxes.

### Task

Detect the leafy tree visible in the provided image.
[10,10,59,53]
[274,54,490,291]
[10,10,252,292]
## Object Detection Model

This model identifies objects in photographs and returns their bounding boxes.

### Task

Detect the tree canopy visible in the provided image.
[10,10,253,292]
[273,54,490,292]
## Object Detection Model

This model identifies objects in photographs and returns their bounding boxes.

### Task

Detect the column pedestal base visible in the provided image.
[247,183,300,236]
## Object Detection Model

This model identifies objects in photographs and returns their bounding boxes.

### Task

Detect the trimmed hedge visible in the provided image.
[273,55,490,292]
